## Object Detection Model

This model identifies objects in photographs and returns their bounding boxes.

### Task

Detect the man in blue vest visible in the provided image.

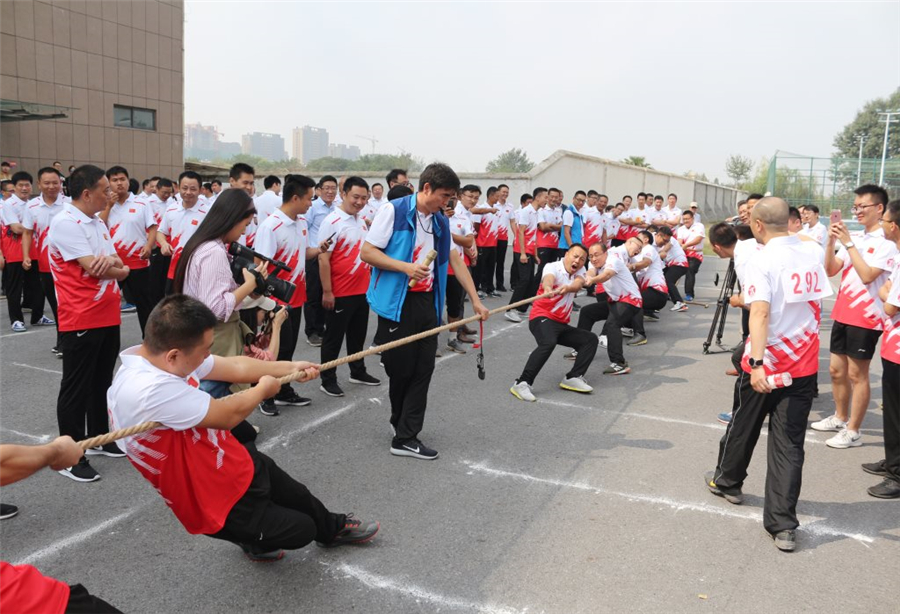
[560,190,586,257]
[362,163,489,460]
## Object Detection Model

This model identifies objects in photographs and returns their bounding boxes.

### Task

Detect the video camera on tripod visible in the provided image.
[702,257,738,354]
[228,242,296,304]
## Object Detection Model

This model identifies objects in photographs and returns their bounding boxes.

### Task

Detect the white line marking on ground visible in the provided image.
[369,397,383,405]
[12,362,62,375]
[325,562,529,614]
[0,329,40,339]
[258,401,362,451]
[535,398,827,445]
[462,461,875,546]
[0,428,53,443]
[15,510,139,566]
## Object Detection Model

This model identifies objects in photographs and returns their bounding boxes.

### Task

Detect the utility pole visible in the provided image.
[877,110,900,186]
[856,135,867,187]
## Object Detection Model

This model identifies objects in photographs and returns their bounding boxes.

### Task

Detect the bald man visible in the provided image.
[706,197,830,552]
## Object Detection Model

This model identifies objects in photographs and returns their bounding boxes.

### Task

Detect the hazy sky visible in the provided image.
[184,1,900,181]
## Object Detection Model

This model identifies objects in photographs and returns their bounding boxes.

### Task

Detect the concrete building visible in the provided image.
[1,0,185,181]
[218,141,241,158]
[241,131,286,161]
[328,142,360,162]
[184,122,219,160]
[292,125,329,164]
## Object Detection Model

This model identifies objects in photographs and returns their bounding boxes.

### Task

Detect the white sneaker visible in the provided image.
[810,414,847,432]
[670,302,688,312]
[11,321,26,333]
[620,327,634,338]
[564,350,578,360]
[510,381,536,402]
[598,335,608,348]
[560,375,593,393]
[826,429,862,449]
[504,310,522,323]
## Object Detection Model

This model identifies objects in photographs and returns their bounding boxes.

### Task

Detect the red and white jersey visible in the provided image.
[530,260,586,324]
[515,205,539,255]
[734,238,762,285]
[661,236,689,267]
[448,209,474,271]
[635,243,667,293]
[799,222,827,246]
[676,222,705,261]
[48,203,122,332]
[321,207,370,297]
[23,193,67,272]
[831,228,898,330]
[647,206,668,227]
[536,206,562,249]
[367,200,435,292]
[664,205,682,227]
[881,265,900,364]
[603,245,642,307]
[254,190,281,228]
[618,207,647,240]
[741,236,830,377]
[158,202,209,279]
[107,194,156,270]
[135,193,166,225]
[475,205,500,248]
[253,208,308,308]
[581,205,605,247]
[496,201,515,241]
[605,213,621,246]
[108,348,254,535]
[0,194,27,262]
[0,562,69,614]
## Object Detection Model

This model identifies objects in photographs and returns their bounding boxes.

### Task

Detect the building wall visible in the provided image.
[0,0,184,182]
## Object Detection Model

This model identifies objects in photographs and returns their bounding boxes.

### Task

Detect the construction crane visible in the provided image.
[355,135,379,155]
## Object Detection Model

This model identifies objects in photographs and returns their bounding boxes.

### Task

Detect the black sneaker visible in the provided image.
[349,372,381,386]
[320,381,344,397]
[390,438,438,460]
[862,460,887,477]
[770,529,796,552]
[867,477,900,499]
[58,457,100,482]
[704,471,743,504]
[316,514,380,548]
[84,442,126,458]
[51,346,60,354]
[307,333,323,347]
[259,400,279,416]
[0,503,19,520]
[496,286,508,292]
[488,291,502,298]
[644,312,660,322]
[603,362,631,376]
[238,543,285,562]
[274,392,312,406]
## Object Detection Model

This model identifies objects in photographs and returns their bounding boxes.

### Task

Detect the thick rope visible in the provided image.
[77,292,550,450]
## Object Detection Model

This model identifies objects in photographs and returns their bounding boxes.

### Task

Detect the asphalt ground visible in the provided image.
[0,257,897,614]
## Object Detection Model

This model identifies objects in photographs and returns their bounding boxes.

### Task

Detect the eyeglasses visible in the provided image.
[851,204,880,213]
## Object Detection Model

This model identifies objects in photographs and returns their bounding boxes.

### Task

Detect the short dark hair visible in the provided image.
[263,175,281,190]
[11,171,33,185]
[156,178,174,190]
[0,161,9,167]
[106,165,129,179]
[211,179,222,187]
[682,210,694,219]
[574,190,586,198]
[461,184,481,195]
[386,169,408,185]
[532,187,548,198]
[668,193,677,199]
[548,187,562,196]
[709,222,738,248]
[520,194,532,205]
[1,180,12,191]
[855,184,889,208]
[229,162,254,180]
[37,167,61,181]
[283,175,316,202]
[144,295,218,354]
[202,182,212,191]
[885,199,900,224]
[567,243,587,256]
[637,192,647,198]
[657,226,673,238]
[149,175,161,183]
[638,230,653,243]
[654,195,664,202]
[598,194,608,200]
[486,186,499,198]
[418,163,460,192]
[387,185,413,200]
[734,224,754,241]
[788,206,802,221]
[141,178,151,188]
[343,176,369,193]
[587,190,599,198]
[178,170,202,186]
[804,204,819,214]
[129,178,139,194]
[68,165,106,199]
[623,195,633,201]
[497,183,509,190]
[371,182,383,190]
[318,175,337,187]
[747,193,764,201]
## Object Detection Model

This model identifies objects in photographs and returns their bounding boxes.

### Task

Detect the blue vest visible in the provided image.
[366,194,450,323]
[559,204,583,249]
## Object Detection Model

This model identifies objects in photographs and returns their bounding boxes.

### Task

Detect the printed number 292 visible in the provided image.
[791,271,821,295]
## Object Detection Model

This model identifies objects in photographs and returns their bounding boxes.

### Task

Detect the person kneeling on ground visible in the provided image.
[107,294,379,562]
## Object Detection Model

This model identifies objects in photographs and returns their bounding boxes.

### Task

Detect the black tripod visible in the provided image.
[703,258,737,354]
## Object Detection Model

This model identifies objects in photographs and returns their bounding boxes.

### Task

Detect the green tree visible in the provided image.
[833,87,900,159]
[304,157,355,172]
[486,148,534,173]
[742,157,819,205]
[724,155,754,186]
[621,156,652,169]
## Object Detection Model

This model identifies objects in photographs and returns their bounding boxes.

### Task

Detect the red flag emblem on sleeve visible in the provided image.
[129,208,136,213]
[192,219,199,225]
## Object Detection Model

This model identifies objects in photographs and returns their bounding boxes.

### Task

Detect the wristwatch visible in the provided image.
[843,241,856,250]
[748,357,765,369]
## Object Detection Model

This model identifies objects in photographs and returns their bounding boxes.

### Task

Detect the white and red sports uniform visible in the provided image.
[647,206,668,227]
[605,212,621,246]
[254,190,281,228]
[367,203,435,292]
[158,202,209,279]
[581,205,605,247]
[475,205,500,248]
[448,208,474,272]
[136,192,166,225]
[0,194,27,263]
[676,222,706,261]
[23,193,67,272]
[321,207,370,297]
[830,228,898,331]
[664,205,682,227]
[800,222,827,246]
[603,245,642,308]
[734,237,762,284]
[530,260,586,324]
[106,194,156,270]
[0,562,70,614]
[882,265,900,364]
[635,243,667,293]
[496,201,515,243]
[108,349,253,534]
[253,208,308,308]
[741,236,831,377]
[536,206,562,250]
[515,205,538,255]
[617,207,647,241]
[662,236,689,267]
[47,203,122,332]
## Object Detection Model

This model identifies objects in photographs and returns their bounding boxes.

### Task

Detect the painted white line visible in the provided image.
[536,398,827,446]
[462,461,875,546]
[435,322,520,365]
[258,401,363,451]
[15,510,139,566]
[326,562,527,614]
[12,362,63,375]
[0,428,53,443]
[0,329,40,339]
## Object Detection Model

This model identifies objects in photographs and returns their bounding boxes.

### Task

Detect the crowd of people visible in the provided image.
[1,156,898,609]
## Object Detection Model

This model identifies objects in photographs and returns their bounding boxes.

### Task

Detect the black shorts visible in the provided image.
[830,321,882,360]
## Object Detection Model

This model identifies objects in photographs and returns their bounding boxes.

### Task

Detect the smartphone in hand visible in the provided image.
[830,210,842,225]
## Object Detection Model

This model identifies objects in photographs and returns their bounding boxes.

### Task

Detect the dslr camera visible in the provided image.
[228,242,296,304]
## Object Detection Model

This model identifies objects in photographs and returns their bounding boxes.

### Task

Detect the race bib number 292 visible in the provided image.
[783,265,833,303]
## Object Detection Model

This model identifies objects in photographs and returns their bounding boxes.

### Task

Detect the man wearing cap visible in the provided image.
[689,202,701,225]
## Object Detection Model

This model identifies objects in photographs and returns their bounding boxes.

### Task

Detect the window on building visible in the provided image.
[114,105,156,131]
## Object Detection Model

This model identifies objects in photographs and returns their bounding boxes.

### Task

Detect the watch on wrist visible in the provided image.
[749,357,764,369]
[843,241,856,250]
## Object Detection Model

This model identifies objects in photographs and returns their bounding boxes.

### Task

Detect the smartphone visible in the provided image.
[830,210,841,225]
